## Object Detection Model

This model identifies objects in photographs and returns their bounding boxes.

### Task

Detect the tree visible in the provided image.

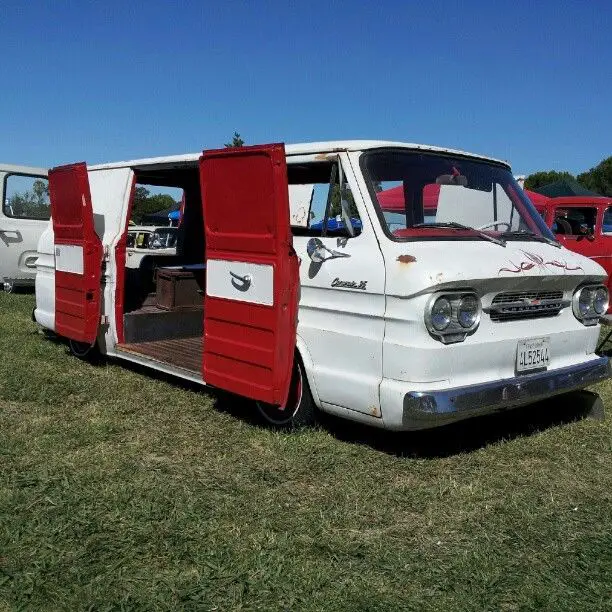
[224,132,245,148]
[577,156,612,197]
[524,170,575,191]
[6,179,50,219]
[130,186,178,224]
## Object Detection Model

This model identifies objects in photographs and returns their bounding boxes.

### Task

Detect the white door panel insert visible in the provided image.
[206,259,274,306]
[55,244,84,275]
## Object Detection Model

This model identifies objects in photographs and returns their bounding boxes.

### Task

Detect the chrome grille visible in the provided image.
[489,290,566,322]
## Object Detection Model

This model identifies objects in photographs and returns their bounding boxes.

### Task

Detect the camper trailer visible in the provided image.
[34,141,609,429]
[0,164,49,292]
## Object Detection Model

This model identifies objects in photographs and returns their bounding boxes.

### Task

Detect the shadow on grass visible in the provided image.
[37,333,604,458]
[318,392,603,458]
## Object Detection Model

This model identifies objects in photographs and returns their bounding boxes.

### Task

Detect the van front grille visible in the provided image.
[489,290,566,322]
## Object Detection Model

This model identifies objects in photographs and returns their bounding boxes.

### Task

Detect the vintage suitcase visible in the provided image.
[155,266,205,311]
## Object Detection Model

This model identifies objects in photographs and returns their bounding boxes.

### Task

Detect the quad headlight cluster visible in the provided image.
[425,291,481,343]
[572,285,609,326]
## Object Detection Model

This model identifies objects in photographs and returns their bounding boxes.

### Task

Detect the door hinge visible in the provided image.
[100,314,109,325]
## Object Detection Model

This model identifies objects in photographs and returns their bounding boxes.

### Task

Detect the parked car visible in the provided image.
[529,195,612,312]
[34,141,609,430]
[0,165,49,291]
[126,225,177,269]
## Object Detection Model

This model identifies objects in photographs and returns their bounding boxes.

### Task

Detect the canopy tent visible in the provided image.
[376,184,549,214]
[141,206,181,226]
[376,184,441,213]
[534,179,600,198]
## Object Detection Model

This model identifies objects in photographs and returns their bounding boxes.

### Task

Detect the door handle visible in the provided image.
[230,271,252,292]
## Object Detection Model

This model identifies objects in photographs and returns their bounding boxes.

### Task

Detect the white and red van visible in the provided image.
[34,141,610,429]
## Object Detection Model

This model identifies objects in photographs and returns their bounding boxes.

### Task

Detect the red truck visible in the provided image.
[527,191,612,312]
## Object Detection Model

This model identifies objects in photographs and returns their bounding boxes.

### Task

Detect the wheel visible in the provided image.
[255,357,316,428]
[3,281,14,293]
[68,339,96,359]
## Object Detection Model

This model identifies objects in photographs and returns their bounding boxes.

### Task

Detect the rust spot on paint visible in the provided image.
[397,254,417,264]
[369,405,381,417]
[314,153,336,161]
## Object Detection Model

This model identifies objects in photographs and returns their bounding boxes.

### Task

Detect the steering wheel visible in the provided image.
[477,220,511,231]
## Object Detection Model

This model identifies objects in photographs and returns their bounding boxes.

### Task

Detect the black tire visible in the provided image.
[68,339,97,360]
[255,356,316,429]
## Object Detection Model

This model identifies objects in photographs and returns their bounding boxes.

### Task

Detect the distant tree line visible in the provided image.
[525,156,612,197]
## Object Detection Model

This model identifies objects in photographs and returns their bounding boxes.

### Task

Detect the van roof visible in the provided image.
[87,140,510,171]
[0,164,48,175]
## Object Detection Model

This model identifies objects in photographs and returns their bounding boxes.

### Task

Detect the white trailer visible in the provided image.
[0,164,48,291]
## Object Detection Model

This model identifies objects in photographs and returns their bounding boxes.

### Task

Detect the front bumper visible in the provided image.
[399,356,610,430]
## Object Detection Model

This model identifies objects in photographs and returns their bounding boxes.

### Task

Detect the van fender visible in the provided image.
[295,334,322,409]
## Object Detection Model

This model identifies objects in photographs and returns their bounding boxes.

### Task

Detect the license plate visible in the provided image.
[516,337,550,373]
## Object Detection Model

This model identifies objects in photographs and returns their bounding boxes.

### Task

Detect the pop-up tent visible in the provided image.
[376,184,441,213]
[534,179,600,198]
[376,184,550,214]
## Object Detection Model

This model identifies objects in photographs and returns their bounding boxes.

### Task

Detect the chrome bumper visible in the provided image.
[402,357,610,429]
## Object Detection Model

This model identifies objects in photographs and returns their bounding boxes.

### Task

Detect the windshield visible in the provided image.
[361,149,555,242]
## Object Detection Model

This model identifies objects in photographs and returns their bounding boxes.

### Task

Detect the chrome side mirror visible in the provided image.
[307,238,327,263]
[306,237,351,263]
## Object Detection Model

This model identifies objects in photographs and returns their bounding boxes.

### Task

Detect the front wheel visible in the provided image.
[255,357,315,429]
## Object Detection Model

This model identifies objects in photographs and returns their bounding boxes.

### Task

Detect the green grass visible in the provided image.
[1,292,611,611]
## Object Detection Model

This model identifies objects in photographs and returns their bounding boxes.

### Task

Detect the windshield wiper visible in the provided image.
[501,230,562,249]
[412,222,507,247]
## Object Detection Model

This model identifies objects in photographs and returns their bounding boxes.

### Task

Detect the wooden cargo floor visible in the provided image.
[117,336,203,375]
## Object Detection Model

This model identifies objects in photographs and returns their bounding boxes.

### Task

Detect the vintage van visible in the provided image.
[0,164,49,292]
[34,141,610,429]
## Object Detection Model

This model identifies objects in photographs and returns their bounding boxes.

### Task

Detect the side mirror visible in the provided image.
[307,238,327,263]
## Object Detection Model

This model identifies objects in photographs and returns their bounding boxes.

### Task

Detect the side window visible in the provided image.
[552,207,596,236]
[602,207,612,235]
[288,162,361,237]
[3,174,50,220]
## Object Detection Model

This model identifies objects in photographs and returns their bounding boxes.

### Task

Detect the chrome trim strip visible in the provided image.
[402,357,610,429]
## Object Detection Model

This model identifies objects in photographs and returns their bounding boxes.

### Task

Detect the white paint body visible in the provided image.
[34,141,609,430]
[0,164,48,290]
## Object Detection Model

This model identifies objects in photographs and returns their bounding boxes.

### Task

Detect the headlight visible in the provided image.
[573,285,607,325]
[578,288,593,317]
[426,292,481,343]
[458,295,480,328]
[593,287,609,315]
[431,297,452,331]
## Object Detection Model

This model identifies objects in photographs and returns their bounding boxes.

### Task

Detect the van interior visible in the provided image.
[117,163,206,375]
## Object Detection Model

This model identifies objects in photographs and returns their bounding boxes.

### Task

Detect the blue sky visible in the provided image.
[0,0,610,175]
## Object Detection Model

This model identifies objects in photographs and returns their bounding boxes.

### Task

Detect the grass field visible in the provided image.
[1,292,611,611]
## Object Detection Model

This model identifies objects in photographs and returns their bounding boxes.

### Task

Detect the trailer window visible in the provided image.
[3,174,50,220]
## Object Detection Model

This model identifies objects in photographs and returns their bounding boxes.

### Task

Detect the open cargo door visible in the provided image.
[199,143,299,406]
[50,162,103,344]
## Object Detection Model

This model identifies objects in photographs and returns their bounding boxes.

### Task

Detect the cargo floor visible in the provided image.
[117,336,203,375]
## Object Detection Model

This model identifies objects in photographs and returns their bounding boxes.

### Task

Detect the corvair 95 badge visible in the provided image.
[331,278,367,290]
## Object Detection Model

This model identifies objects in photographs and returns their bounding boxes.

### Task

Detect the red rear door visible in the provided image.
[199,143,299,406]
[50,162,103,344]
